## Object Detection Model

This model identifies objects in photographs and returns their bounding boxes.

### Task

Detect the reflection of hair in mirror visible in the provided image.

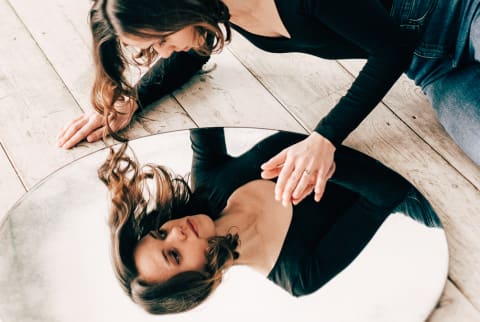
[98,128,442,316]
[89,0,231,136]
[97,143,239,314]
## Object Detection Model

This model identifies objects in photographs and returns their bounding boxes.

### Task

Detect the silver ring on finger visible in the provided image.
[303,169,311,176]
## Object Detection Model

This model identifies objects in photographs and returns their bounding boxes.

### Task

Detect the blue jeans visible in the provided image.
[392,0,480,164]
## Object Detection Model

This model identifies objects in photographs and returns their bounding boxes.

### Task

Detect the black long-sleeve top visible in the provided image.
[138,0,421,145]
[189,128,439,296]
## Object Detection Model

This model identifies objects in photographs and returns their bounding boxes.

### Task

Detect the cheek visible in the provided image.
[196,215,216,237]
[180,28,197,44]
[188,240,209,270]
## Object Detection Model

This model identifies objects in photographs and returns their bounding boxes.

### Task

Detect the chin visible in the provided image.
[194,214,215,237]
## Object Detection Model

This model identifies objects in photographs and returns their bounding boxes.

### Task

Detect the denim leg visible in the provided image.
[469,4,480,61]
[423,63,480,164]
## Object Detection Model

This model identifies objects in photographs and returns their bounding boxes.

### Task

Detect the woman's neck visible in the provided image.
[222,0,257,21]
[214,180,292,275]
[221,0,291,39]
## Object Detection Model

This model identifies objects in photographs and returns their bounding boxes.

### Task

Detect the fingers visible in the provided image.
[57,115,84,141]
[56,99,135,149]
[292,184,314,205]
[292,167,316,199]
[314,172,327,202]
[264,132,337,207]
[57,116,89,149]
[281,167,307,207]
[326,161,336,178]
[275,161,295,206]
[260,167,281,179]
[58,114,104,149]
[261,149,287,171]
[313,162,336,202]
[86,126,106,143]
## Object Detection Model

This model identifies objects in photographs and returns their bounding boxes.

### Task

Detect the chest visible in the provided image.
[231,180,293,274]
[230,0,291,38]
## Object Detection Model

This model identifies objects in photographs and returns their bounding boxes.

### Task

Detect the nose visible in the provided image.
[152,43,176,58]
[169,226,186,241]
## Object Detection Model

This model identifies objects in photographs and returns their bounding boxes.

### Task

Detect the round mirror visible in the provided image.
[0,128,448,322]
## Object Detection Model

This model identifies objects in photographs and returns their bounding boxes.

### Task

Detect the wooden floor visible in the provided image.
[0,0,479,321]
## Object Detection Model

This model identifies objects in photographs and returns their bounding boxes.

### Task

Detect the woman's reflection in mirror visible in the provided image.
[98,128,441,315]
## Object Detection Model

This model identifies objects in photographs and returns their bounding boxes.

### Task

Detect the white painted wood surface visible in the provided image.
[0,0,479,320]
[7,0,197,142]
[0,0,100,187]
[0,144,25,220]
[173,52,304,131]
[339,60,480,189]
[427,281,480,322]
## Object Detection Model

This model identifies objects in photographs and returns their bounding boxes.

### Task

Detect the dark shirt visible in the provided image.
[189,128,439,297]
[137,0,421,146]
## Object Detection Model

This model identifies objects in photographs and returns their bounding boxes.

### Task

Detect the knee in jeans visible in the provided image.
[471,14,480,61]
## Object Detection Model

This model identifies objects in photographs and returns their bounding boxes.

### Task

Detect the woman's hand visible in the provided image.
[260,132,336,206]
[57,99,137,149]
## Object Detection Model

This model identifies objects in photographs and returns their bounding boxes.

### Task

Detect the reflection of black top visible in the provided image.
[189,128,440,297]
[138,0,421,146]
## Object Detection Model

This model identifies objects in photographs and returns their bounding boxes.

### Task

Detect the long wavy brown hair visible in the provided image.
[89,0,231,139]
[98,143,239,314]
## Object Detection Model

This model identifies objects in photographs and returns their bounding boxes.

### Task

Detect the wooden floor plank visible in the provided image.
[338,60,480,190]
[227,31,480,313]
[228,33,354,130]
[7,0,92,110]
[8,0,197,142]
[427,280,480,322]
[172,51,305,131]
[0,144,25,220]
[2,1,479,319]
[0,0,102,188]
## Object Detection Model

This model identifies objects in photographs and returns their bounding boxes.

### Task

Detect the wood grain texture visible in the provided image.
[0,0,101,187]
[172,52,305,132]
[338,59,480,190]
[0,144,25,220]
[228,33,354,130]
[427,280,480,322]
[7,0,197,142]
[7,0,93,110]
[1,0,479,319]
[227,31,480,313]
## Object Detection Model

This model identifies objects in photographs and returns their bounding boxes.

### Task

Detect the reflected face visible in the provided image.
[134,215,216,283]
[119,26,200,58]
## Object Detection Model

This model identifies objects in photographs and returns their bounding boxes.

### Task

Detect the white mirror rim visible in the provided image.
[0,128,448,322]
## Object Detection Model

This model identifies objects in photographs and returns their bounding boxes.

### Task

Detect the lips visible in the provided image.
[187,218,199,237]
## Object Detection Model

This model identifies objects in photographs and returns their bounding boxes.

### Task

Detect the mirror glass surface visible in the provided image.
[0,128,448,322]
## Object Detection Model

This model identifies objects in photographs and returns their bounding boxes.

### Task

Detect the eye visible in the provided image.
[169,249,181,265]
[150,228,168,240]
[157,229,167,240]
[145,38,166,53]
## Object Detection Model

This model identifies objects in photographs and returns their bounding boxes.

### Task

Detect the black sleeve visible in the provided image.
[189,128,412,212]
[189,129,303,196]
[189,129,306,209]
[292,150,414,297]
[189,127,231,189]
[309,0,420,145]
[294,192,390,296]
[135,50,210,110]
[330,145,412,211]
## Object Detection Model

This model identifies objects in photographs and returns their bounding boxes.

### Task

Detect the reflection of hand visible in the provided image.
[57,99,137,149]
[261,132,336,206]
